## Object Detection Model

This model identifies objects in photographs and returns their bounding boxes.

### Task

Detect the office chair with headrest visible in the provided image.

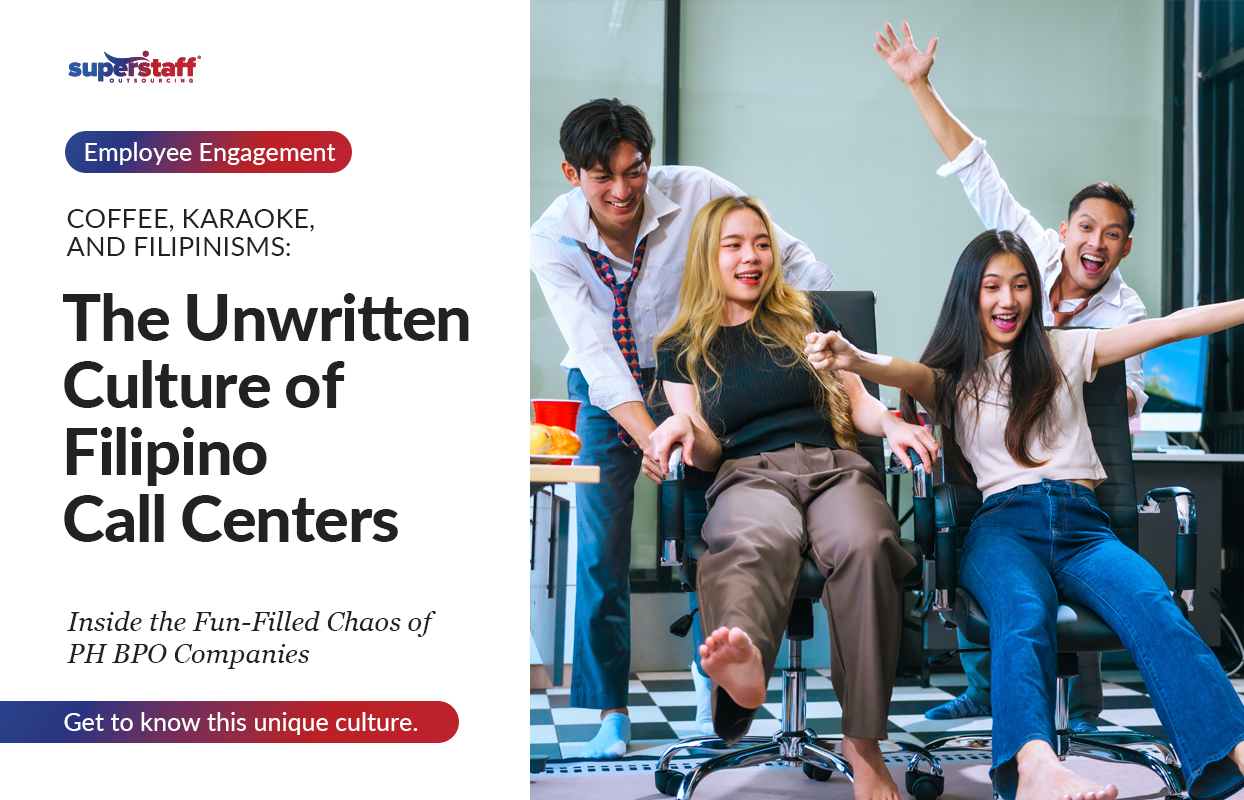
[650,291,945,800]
[914,360,1194,797]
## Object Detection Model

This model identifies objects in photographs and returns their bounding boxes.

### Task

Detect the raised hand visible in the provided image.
[875,21,937,86]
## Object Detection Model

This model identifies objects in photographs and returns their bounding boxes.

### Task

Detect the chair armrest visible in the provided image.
[658,447,685,567]
[909,448,936,559]
[1137,486,1197,613]
[932,483,958,617]
[908,447,958,627]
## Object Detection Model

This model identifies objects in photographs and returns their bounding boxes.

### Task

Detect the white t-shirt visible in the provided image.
[956,329,1107,499]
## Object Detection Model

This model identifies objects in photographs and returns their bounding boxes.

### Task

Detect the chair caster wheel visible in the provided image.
[803,762,834,781]
[655,769,684,796]
[905,771,944,799]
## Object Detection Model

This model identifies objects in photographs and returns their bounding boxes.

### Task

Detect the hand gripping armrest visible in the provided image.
[658,446,685,567]
[932,483,958,618]
[1137,486,1197,613]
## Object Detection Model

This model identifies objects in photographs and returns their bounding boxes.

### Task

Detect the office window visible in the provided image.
[1195,0,1244,640]
[1201,1,1244,414]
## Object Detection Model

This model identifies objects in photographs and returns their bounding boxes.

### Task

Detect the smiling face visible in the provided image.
[561,141,650,237]
[717,207,774,324]
[1057,197,1133,296]
[978,252,1034,357]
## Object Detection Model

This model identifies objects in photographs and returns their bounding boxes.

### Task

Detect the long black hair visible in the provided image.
[900,230,1064,477]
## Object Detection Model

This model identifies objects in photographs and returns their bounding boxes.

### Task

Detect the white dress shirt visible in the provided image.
[531,165,834,410]
[938,138,1148,416]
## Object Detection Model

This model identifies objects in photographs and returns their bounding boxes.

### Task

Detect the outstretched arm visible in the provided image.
[842,372,939,471]
[875,21,972,161]
[805,331,937,410]
[1095,299,1244,369]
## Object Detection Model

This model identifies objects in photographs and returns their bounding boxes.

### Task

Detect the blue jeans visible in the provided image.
[566,368,665,709]
[956,632,1102,724]
[961,479,1244,800]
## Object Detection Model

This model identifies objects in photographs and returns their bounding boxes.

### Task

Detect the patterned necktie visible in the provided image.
[1049,273,1093,326]
[586,235,649,453]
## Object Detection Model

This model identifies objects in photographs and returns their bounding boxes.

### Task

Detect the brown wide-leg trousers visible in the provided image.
[697,444,915,739]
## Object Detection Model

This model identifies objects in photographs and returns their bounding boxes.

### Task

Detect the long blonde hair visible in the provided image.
[653,196,857,451]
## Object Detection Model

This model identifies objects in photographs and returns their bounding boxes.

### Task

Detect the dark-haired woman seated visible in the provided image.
[806,229,1244,800]
[646,195,937,800]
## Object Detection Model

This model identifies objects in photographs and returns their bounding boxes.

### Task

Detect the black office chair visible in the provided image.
[915,360,1194,797]
[651,292,945,800]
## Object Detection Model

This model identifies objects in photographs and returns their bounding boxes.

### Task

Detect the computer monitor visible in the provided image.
[1136,335,1209,433]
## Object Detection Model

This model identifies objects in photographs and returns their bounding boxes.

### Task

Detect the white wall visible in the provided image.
[677,0,1164,398]
[531,0,667,402]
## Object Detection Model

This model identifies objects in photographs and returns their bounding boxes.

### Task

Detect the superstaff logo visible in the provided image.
[68,51,199,84]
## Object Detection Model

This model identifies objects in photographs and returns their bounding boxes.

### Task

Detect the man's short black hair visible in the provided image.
[559,98,653,173]
[1068,182,1136,235]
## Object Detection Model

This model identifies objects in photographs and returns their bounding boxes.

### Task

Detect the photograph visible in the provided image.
[528,3,1244,800]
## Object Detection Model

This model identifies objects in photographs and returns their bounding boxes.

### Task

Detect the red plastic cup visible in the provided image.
[532,399,581,464]
[532,399,580,431]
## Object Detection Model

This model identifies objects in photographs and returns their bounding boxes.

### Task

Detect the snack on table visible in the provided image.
[530,423,552,455]
[547,425,581,456]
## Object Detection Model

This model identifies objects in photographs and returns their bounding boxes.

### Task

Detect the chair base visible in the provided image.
[1065,734,1185,796]
[923,675,1187,799]
[656,731,946,800]
[653,641,943,800]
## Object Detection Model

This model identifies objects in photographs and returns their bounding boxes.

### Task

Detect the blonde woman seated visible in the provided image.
[646,196,937,800]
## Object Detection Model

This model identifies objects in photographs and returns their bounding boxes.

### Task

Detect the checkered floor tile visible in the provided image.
[531,670,1244,761]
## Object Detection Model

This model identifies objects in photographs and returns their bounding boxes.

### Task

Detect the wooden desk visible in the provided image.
[530,464,598,689]
[530,464,600,484]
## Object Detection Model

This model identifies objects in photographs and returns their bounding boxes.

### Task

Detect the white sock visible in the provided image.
[691,662,713,735]
[579,712,629,759]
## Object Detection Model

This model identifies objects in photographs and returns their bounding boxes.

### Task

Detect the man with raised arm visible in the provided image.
[531,98,834,758]
[875,21,1149,730]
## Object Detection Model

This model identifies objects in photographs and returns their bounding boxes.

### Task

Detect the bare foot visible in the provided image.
[841,737,900,800]
[1015,740,1118,800]
[698,626,766,709]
